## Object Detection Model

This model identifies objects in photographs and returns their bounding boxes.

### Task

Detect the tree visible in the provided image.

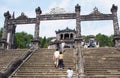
[82,35,89,42]
[14,32,33,49]
[95,33,113,47]
[108,35,114,47]
[39,36,51,48]
[40,36,47,48]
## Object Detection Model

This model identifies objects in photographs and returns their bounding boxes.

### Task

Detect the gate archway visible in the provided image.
[1,4,120,49]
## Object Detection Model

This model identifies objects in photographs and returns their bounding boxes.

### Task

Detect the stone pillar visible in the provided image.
[63,33,65,40]
[74,38,85,78]
[7,12,16,49]
[7,24,16,49]
[69,33,70,39]
[75,4,81,38]
[32,7,42,48]
[111,4,120,47]
[1,11,11,49]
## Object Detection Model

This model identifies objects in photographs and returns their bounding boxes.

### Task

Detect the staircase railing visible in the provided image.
[74,38,85,78]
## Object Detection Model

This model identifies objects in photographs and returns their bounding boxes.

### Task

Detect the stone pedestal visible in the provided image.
[0,39,7,49]
[31,39,40,49]
[113,35,120,47]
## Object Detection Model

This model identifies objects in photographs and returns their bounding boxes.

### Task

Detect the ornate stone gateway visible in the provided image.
[1,4,120,49]
[1,4,120,78]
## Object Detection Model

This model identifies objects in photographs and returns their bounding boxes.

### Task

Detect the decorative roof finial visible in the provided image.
[75,4,80,12]
[4,11,11,19]
[93,7,98,11]
[111,4,118,12]
[35,7,42,14]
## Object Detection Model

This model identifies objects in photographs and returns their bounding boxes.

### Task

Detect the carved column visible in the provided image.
[75,4,81,38]
[111,4,120,47]
[63,33,65,40]
[1,11,11,49]
[69,33,70,39]
[7,24,16,49]
[6,12,16,49]
[32,7,42,48]
[75,38,85,78]
[75,4,85,78]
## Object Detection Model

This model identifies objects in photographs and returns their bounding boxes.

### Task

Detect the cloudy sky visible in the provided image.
[0,0,120,38]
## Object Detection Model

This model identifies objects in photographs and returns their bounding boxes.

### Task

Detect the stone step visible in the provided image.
[86,75,120,78]
[16,70,76,73]
[12,75,76,78]
[14,72,76,75]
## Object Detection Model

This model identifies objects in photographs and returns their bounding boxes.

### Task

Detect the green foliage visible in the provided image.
[40,36,50,48]
[82,33,114,47]
[95,33,114,47]
[82,35,89,41]
[14,32,50,49]
[40,37,46,48]
[108,35,114,47]
[14,32,33,49]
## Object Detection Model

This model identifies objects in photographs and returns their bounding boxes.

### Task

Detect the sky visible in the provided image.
[0,0,120,38]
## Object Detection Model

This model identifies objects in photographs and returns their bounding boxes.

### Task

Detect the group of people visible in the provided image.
[53,48,64,69]
[53,40,65,68]
[53,40,73,78]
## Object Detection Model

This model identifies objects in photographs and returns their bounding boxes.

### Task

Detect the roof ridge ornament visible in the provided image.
[89,7,103,16]
[55,27,76,34]
[66,27,69,29]
[16,12,28,20]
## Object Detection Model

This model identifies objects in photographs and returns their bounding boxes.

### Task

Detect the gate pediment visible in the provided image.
[89,7,103,16]
[16,12,28,20]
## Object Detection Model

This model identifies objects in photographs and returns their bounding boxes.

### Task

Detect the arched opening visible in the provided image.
[64,33,69,39]
[70,33,73,39]
[60,34,63,40]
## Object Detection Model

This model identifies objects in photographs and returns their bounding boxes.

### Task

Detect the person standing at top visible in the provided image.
[67,68,73,78]
[60,40,65,52]
[53,49,60,68]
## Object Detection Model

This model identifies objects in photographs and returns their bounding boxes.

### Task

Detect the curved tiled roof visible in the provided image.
[55,27,76,34]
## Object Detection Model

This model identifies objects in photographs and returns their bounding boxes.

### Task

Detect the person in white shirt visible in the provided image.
[67,68,73,78]
[53,49,60,67]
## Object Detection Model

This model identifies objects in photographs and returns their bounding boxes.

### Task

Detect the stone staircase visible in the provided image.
[5,47,120,78]
[10,48,76,78]
[83,47,120,78]
[0,49,27,72]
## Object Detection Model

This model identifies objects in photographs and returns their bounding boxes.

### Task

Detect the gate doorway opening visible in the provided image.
[81,21,113,36]
[40,20,75,38]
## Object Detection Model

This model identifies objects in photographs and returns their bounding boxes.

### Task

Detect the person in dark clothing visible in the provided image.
[58,51,64,69]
